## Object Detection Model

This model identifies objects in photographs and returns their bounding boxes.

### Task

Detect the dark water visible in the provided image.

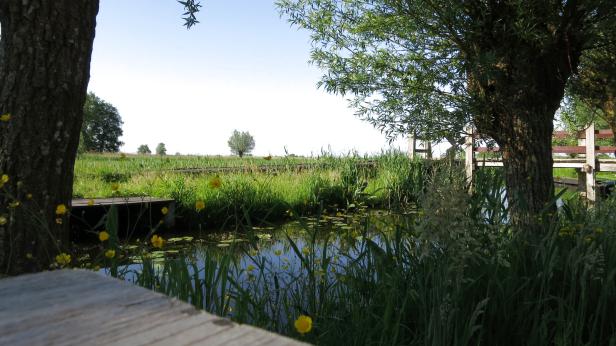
[99,210,414,285]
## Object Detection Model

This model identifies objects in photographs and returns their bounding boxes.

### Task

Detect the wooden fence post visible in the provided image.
[464,126,475,190]
[408,133,416,159]
[585,123,596,202]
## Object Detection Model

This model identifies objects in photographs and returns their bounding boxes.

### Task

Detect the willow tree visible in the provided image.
[278,0,615,223]
[0,0,202,274]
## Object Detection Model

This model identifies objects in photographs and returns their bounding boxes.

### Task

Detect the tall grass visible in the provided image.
[120,165,616,345]
[74,152,435,229]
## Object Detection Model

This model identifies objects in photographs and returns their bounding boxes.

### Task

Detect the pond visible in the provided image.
[86,208,416,325]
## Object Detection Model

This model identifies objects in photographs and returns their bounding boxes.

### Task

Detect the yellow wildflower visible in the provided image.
[55,253,71,266]
[0,113,10,122]
[1,174,8,183]
[55,204,67,215]
[105,249,116,259]
[0,216,7,226]
[55,218,63,225]
[161,206,169,215]
[195,200,205,212]
[99,231,110,242]
[87,199,95,206]
[111,183,119,192]
[208,176,222,189]
[294,315,313,335]
[151,234,164,248]
[246,264,255,272]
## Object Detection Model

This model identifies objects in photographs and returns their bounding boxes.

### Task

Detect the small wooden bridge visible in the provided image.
[0,270,305,346]
[464,124,616,201]
[70,197,176,240]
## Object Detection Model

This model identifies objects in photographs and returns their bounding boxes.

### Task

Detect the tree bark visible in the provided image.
[0,0,99,274]
[497,112,556,224]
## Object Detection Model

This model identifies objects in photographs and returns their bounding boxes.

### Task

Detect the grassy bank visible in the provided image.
[74,152,431,228]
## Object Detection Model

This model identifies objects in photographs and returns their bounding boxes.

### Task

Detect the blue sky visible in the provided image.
[88,0,408,156]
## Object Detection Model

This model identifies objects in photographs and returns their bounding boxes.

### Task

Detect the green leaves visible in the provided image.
[178,0,202,29]
[277,0,468,142]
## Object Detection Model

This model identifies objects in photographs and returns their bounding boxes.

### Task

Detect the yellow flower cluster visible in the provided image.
[56,204,67,215]
[105,249,116,259]
[99,231,110,242]
[0,113,10,122]
[161,206,169,215]
[151,234,164,248]
[195,200,205,212]
[55,253,71,266]
[208,176,222,189]
[0,174,8,188]
[294,315,313,335]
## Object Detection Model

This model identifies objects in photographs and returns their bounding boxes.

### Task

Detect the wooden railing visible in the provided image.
[465,123,616,201]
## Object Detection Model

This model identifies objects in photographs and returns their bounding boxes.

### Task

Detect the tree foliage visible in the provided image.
[567,42,616,143]
[79,92,123,153]
[277,0,616,220]
[156,142,167,156]
[277,0,613,141]
[137,144,151,155]
[228,130,255,157]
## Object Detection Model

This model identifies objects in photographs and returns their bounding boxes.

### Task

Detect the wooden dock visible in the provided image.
[70,197,176,240]
[72,197,175,208]
[0,270,306,346]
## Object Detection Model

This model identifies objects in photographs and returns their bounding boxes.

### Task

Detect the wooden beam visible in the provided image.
[464,126,475,189]
[553,129,614,139]
[552,146,616,154]
[408,133,416,159]
[586,123,596,202]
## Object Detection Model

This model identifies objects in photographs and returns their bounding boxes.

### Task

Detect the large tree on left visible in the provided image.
[0,1,100,274]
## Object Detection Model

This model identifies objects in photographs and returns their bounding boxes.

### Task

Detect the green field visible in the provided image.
[74,152,429,228]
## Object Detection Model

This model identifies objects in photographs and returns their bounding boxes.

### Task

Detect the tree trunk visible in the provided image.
[0,0,99,275]
[497,112,556,225]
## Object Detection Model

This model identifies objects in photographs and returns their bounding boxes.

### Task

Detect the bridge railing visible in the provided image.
[465,123,616,201]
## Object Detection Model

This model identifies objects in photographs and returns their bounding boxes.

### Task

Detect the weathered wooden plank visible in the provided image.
[553,129,614,139]
[0,270,307,346]
[72,197,174,207]
[586,124,597,202]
